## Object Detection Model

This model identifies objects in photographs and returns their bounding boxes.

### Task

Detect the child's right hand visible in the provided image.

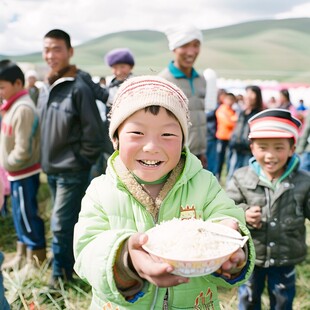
[245,206,262,228]
[128,233,190,287]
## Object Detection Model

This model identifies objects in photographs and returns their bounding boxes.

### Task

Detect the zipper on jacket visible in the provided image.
[150,287,169,310]
[264,187,271,267]
[163,289,169,310]
[150,287,159,310]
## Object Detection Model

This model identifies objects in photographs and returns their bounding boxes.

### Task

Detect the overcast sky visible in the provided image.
[1,0,310,55]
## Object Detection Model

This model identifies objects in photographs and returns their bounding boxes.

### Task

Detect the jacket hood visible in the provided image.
[249,153,300,188]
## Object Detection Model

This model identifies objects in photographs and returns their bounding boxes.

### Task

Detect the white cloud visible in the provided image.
[275,2,310,19]
[1,0,310,55]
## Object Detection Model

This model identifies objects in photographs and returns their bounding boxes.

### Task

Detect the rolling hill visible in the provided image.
[1,18,310,82]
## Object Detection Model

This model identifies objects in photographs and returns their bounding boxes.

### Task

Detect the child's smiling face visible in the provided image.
[111,63,132,81]
[116,107,183,182]
[250,138,295,180]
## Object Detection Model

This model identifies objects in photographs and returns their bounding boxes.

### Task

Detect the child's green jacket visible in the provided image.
[74,148,255,309]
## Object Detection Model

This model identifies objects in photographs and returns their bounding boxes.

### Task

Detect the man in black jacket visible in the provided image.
[37,29,109,287]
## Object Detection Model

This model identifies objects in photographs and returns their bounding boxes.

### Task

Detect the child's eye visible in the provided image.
[129,131,143,135]
[162,133,176,137]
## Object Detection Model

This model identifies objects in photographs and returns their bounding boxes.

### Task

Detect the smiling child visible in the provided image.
[226,108,310,310]
[73,75,255,310]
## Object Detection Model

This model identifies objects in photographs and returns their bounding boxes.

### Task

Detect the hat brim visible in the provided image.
[248,131,294,140]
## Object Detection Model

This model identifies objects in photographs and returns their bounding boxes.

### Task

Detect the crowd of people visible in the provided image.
[0,24,309,310]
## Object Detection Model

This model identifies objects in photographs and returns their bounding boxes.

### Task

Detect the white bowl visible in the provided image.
[142,219,246,277]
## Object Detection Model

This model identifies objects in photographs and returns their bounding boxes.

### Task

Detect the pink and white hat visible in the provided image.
[248,108,301,143]
[109,75,190,144]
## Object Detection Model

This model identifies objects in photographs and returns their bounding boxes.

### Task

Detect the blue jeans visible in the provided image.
[206,138,218,175]
[238,265,296,310]
[216,139,229,179]
[0,252,10,310]
[48,171,90,279]
[11,174,45,249]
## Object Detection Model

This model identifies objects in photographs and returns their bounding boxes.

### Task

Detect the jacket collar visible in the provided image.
[47,65,78,85]
[107,147,209,221]
[110,152,185,221]
[249,154,300,189]
[0,89,28,112]
[168,61,199,79]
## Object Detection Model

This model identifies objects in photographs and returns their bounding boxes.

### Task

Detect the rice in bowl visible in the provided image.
[142,218,247,277]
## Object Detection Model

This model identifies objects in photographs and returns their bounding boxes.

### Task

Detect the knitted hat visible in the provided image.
[248,108,301,143]
[109,75,190,144]
[105,48,135,67]
[165,24,203,51]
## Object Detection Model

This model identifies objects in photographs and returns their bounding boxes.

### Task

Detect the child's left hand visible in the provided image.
[215,219,247,279]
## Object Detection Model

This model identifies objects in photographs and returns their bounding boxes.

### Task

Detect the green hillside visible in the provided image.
[1,18,310,82]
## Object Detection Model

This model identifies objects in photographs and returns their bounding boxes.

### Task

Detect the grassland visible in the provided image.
[1,18,310,82]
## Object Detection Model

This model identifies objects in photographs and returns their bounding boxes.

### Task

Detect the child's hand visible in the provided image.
[128,233,190,287]
[216,219,247,278]
[245,206,262,228]
[218,247,246,278]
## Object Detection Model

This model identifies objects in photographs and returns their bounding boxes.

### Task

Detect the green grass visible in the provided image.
[1,18,310,82]
[1,175,309,309]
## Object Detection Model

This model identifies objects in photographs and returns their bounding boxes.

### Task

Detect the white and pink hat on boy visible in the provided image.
[248,108,301,143]
[108,75,190,144]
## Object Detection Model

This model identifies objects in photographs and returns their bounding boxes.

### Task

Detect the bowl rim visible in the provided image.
[142,219,243,263]
[142,242,239,263]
